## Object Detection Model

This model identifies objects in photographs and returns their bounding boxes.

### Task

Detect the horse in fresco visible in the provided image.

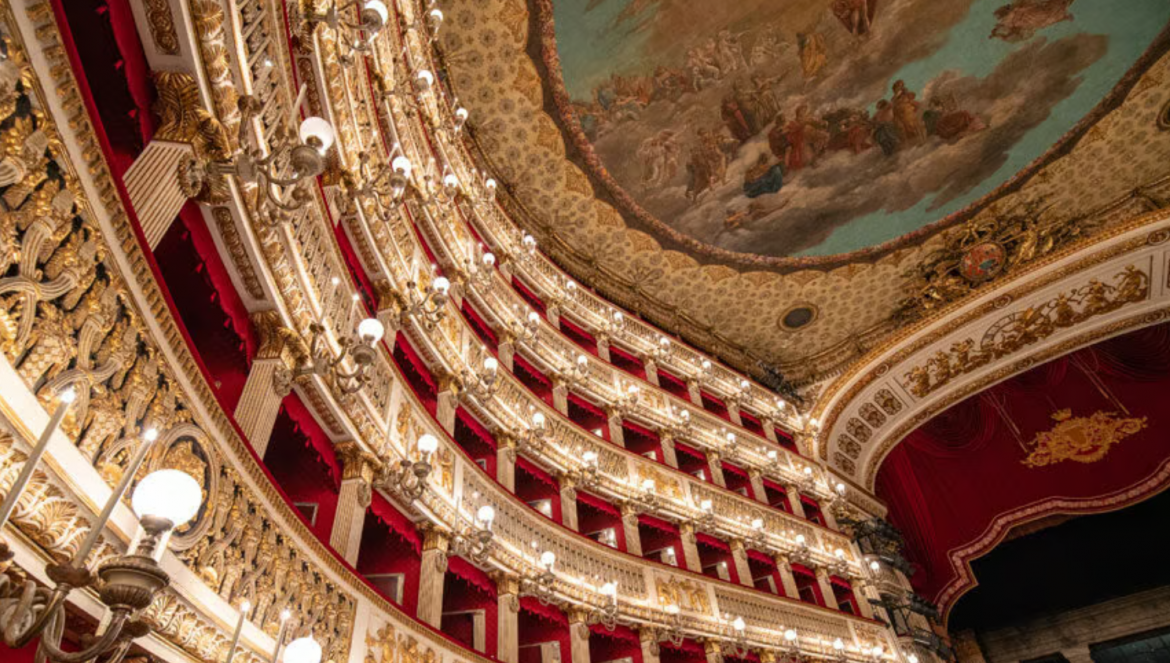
[991,0,1075,41]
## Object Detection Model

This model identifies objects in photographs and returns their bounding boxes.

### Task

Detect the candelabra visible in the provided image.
[423,166,462,205]
[517,233,538,263]
[722,616,749,659]
[346,148,415,213]
[781,629,801,659]
[509,307,540,343]
[598,309,625,338]
[521,551,557,605]
[832,639,848,662]
[613,384,640,417]
[556,353,589,389]
[649,335,672,364]
[409,5,444,42]
[694,498,716,531]
[697,359,713,383]
[207,89,335,226]
[732,378,753,409]
[661,603,685,646]
[579,449,601,488]
[516,411,550,454]
[302,0,390,64]
[384,433,438,501]
[274,318,385,396]
[633,478,659,511]
[587,581,619,631]
[790,534,813,566]
[451,505,495,564]
[746,516,767,550]
[664,406,691,439]
[467,249,496,291]
[387,69,437,118]
[469,172,498,204]
[0,414,203,663]
[830,547,852,578]
[401,275,450,329]
[462,355,501,401]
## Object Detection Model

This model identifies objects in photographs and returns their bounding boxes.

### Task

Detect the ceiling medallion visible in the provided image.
[779,305,818,332]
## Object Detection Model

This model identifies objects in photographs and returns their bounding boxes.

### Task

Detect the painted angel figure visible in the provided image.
[991,0,1075,41]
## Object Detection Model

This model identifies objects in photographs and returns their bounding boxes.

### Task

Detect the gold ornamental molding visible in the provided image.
[814,209,1170,491]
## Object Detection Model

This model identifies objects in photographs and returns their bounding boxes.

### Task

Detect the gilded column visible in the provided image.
[418,526,451,627]
[560,472,579,531]
[620,503,643,556]
[643,358,661,387]
[729,539,754,588]
[786,486,807,519]
[330,442,377,566]
[498,334,517,372]
[494,572,521,663]
[597,335,612,363]
[497,434,516,492]
[234,310,293,458]
[568,607,592,663]
[706,451,727,488]
[760,417,778,443]
[678,521,702,573]
[639,628,661,663]
[436,373,459,434]
[606,408,626,447]
[703,639,723,663]
[660,432,679,469]
[727,401,743,427]
[815,566,838,610]
[748,469,768,504]
[774,554,800,599]
[553,380,569,415]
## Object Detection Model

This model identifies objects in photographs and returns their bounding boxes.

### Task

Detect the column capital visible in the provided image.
[566,605,590,625]
[490,570,522,596]
[251,309,299,362]
[706,450,721,462]
[335,441,379,484]
[558,471,578,491]
[420,523,452,552]
[748,467,762,480]
[729,538,746,553]
[774,553,792,568]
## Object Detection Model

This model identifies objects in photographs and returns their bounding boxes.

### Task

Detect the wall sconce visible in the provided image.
[509,307,540,343]
[208,88,334,226]
[385,433,438,501]
[558,353,589,389]
[401,275,450,330]
[587,581,619,631]
[521,550,556,605]
[599,310,624,338]
[303,0,389,64]
[274,318,384,396]
[516,411,549,454]
[661,603,684,646]
[782,628,800,656]
[0,428,204,663]
[747,516,767,550]
[614,384,640,417]
[452,504,495,564]
[650,335,672,363]
[791,534,812,566]
[468,249,496,291]
[722,616,749,659]
[579,449,600,487]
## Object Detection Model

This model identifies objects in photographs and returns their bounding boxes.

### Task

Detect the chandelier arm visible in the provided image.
[3,584,70,649]
[35,610,130,663]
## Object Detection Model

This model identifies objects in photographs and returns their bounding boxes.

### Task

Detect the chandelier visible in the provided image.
[383,433,439,501]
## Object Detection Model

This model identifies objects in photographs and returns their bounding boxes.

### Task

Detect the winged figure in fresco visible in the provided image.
[831,0,878,38]
[990,0,1075,41]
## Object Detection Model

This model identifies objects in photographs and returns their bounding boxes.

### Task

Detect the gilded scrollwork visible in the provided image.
[903,266,1150,399]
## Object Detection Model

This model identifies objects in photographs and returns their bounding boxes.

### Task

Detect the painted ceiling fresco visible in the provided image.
[551,0,1170,258]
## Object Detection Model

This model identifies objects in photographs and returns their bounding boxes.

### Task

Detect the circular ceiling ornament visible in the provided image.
[959,241,1008,283]
[779,305,818,331]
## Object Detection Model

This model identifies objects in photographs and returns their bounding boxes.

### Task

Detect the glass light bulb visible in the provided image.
[664,603,679,615]
[583,450,598,464]
[528,311,540,324]
[540,551,556,569]
[298,117,335,152]
[907,655,919,663]
[363,0,389,26]
[477,505,495,525]
[701,359,711,369]
[751,518,763,530]
[144,428,159,442]
[732,616,745,631]
[700,499,712,511]
[429,8,443,23]
[283,637,323,663]
[132,469,202,526]
[767,450,778,461]
[836,482,847,495]
[784,629,797,641]
[392,155,413,176]
[871,646,883,657]
[641,478,655,491]
[532,412,545,428]
[241,600,252,612]
[485,178,497,190]
[443,173,459,189]
[416,69,434,89]
[870,560,881,571]
[357,318,385,344]
[835,548,845,558]
[58,387,76,404]
[833,639,844,651]
[522,234,536,248]
[727,432,736,444]
[432,276,450,295]
[455,107,469,121]
[417,434,439,455]
[795,534,806,546]
[803,466,813,475]
[600,581,617,597]
[484,356,499,373]
[577,354,587,366]
[613,311,623,323]
[483,252,496,267]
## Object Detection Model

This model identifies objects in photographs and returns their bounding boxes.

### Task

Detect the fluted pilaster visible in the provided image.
[621,503,642,556]
[775,554,800,599]
[560,473,579,531]
[706,451,726,488]
[497,434,516,492]
[729,539,754,588]
[678,522,702,573]
[748,469,768,504]
[418,526,451,627]
[494,572,521,663]
[330,442,377,565]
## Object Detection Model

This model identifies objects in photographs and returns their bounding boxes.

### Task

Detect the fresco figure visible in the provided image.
[832,0,877,37]
[722,96,756,142]
[686,46,722,91]
[892,80,928,144]
[798,32,828,80]
[743,154,785,198]
[873,100,900,156]
[686,129,728,201]
[716,30,748,74]
[784,105,830,171]
[991,0,1075,41]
